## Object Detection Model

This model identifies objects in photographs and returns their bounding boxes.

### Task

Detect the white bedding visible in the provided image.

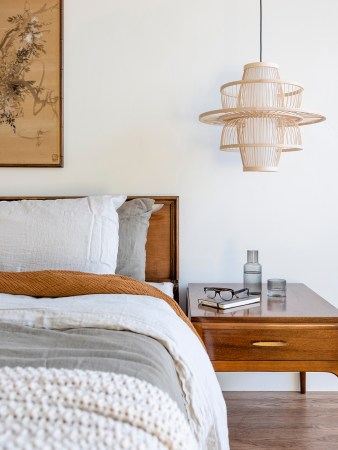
[146,281,174,297]
[0,293,230,450]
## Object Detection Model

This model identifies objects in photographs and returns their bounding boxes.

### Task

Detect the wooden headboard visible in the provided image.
[129,196,179,300]
[0,195,179,301]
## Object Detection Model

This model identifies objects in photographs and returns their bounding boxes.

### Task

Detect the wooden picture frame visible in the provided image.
[0,0,63,167]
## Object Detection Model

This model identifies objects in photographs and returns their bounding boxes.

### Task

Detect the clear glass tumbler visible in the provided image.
[267,278,286,297]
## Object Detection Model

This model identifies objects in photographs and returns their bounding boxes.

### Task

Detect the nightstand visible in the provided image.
[187,283,338,393]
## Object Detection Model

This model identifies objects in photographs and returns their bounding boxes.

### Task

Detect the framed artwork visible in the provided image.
[0,1,63,167]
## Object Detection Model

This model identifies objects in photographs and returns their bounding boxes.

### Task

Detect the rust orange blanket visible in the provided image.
[0,270,202,344]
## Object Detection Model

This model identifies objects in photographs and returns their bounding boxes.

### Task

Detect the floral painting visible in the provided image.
[0,1,62,167]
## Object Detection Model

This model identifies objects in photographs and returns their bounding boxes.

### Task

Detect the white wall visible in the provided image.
[1,0,338,391]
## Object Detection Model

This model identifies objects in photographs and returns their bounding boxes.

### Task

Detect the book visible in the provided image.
[223,301,261,315]
[198,295,260,310]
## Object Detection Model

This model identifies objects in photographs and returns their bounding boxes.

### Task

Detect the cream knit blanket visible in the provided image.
[0,367,198,450]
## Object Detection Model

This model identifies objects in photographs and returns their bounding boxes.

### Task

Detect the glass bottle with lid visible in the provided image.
[243,250,262,295]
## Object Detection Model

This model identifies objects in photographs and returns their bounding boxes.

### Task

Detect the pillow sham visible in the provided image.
[0,195,126,274]
[116,198,155,281]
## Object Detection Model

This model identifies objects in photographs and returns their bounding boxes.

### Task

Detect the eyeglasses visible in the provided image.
[203,287,249,301]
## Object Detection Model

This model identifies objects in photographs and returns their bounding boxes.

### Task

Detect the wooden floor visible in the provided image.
[223,392,338,450]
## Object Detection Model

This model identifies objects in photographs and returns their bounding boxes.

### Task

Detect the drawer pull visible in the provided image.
[252,341,288,347]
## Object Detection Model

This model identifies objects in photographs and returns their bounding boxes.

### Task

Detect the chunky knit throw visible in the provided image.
[0,367,198,450]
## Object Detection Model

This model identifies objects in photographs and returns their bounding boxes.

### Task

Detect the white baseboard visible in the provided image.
[217,372,338,391]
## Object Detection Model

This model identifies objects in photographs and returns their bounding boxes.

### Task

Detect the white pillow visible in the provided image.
[0,195,126,274]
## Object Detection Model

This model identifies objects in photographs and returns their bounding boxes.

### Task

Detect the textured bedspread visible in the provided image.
[0,322,186,414]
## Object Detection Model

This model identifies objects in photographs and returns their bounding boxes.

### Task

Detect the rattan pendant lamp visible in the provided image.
[199,0,325,172]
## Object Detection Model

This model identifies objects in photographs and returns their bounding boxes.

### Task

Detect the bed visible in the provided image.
[0,195,229,450]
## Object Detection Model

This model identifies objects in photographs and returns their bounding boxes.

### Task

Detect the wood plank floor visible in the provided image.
[223,392,338,450]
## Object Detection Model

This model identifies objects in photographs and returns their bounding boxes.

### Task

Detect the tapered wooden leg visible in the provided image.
[300,372,306,394]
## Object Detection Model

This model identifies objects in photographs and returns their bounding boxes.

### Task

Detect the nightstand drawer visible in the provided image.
[195,323,338,361]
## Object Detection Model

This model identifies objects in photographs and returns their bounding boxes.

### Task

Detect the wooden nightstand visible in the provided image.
[187,283,338,393]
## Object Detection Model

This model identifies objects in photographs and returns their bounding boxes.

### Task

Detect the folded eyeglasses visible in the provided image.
[203,287,250,301]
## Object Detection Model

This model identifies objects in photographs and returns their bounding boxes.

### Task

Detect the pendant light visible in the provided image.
[199,0,325,172]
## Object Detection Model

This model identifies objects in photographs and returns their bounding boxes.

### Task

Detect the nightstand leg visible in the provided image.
[300,372,306,394]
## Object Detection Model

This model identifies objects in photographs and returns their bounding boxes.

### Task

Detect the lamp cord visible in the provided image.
[260,0,263,62]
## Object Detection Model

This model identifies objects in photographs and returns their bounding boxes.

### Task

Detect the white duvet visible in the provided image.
[0,293,230,450]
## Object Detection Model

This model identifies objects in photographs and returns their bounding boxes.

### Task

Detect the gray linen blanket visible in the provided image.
[0,322,186,414]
